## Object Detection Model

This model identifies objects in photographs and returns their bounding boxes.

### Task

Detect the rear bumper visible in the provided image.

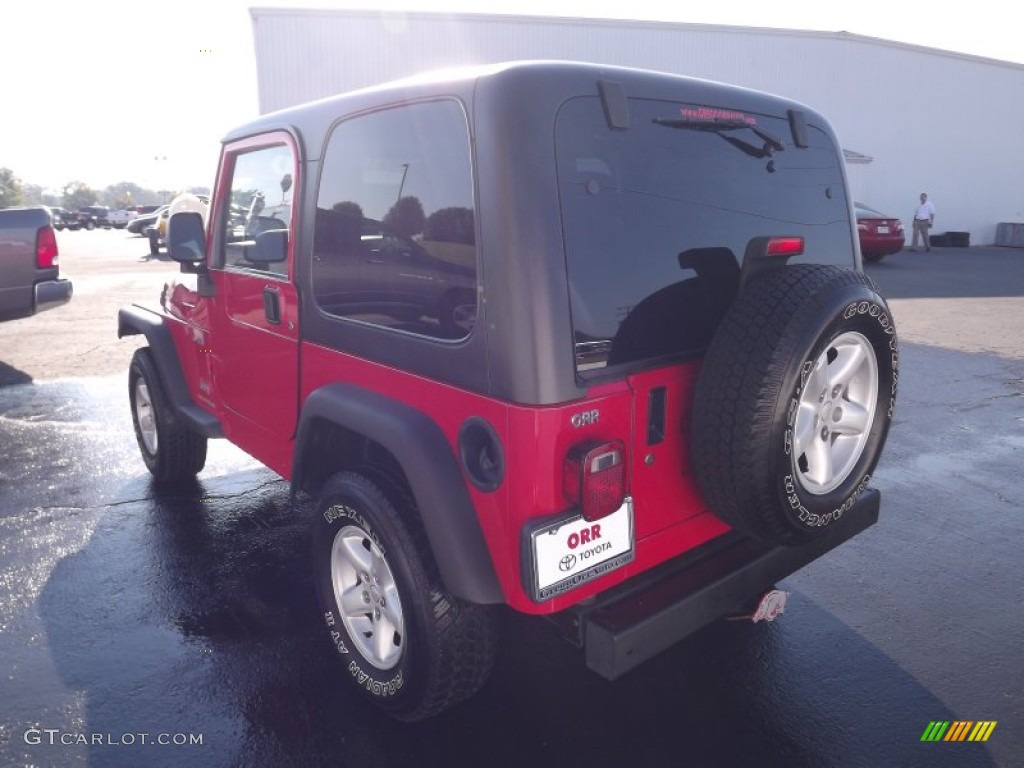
[35,279,73,313]
[561,488,880,680]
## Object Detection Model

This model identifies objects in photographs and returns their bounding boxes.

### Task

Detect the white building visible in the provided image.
[251,8,1024,245]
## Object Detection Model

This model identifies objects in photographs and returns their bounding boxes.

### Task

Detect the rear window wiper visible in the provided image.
[653,117,785,158]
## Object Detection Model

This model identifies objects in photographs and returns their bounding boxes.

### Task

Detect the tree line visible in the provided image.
[0,168,208,210]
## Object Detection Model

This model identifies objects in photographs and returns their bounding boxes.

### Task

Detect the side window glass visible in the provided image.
[313,101,477,340]
[221,144,294,277]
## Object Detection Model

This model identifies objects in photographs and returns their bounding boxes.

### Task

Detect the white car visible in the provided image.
[107,209,136,229]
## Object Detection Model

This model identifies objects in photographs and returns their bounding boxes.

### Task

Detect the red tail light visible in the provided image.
[563,440,626,521]
[36,225,59,268]
[766,236,804,257]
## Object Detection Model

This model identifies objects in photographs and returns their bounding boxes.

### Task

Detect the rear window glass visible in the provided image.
[556,96,851,374]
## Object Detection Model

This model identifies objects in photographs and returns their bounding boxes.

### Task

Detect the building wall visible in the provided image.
[251,9,1024,243]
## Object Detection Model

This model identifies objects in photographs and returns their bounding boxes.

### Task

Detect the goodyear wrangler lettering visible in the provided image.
[785,474,870,526]
[843,300,895,336]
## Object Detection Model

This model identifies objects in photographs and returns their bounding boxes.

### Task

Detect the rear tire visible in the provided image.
[311,470,497,721]
[128,348,207,482]
[149,232,159,255]
[862,252,886,263]
[691,265,898,544]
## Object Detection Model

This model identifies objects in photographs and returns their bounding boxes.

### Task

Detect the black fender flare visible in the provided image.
[294,383,504,605]
[117,305,222,438]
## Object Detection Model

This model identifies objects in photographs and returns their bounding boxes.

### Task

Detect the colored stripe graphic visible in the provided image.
[969,722,997,742]
[921,721,996,742]
[945,721,972,741]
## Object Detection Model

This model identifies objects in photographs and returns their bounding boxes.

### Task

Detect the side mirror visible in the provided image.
[167,212,206,263]
[248,228,288,264]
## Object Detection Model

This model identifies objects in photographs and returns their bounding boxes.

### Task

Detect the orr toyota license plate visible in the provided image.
[528,498,634,601]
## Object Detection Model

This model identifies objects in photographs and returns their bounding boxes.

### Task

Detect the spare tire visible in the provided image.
[690,264,898,544]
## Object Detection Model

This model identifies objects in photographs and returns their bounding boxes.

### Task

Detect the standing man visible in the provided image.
[911,192,936,252]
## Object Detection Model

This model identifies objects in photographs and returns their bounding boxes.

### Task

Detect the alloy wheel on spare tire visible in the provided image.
[311,470,497,721]
[128,348,208,483]
[690,264,898,545]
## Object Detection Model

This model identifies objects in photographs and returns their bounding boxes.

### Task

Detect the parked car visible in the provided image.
[108,209,136,228]
[48,207,79,231]
[127,205,167,235]
[74,205,111,230]
[0,207,73,320]
[856,202,905,262]
[312,215,476,335]
[120,61,899,721]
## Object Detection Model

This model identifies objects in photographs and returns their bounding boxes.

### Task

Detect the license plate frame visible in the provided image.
[524,498,634,602]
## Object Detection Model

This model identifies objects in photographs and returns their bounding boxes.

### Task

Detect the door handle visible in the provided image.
[263,286,281,325]
[647,386,667,445]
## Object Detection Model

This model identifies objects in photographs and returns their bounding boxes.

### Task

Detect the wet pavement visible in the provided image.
[1,247,1022,767]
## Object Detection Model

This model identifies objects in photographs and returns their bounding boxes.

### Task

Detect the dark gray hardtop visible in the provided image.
[223,61,835,157]
[220,61,854,405]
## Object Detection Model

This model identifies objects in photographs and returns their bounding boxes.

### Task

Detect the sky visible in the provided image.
[3,0,1020,195]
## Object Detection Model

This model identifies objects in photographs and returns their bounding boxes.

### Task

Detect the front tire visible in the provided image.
[148,232,160,255]
[691,265,898,544]
[128,348,207,482]
[311,471,497,721]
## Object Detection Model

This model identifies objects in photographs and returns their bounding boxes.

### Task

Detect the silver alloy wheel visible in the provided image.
[134,379,158,455]
[791,331,878,495]
[330,523,404,670]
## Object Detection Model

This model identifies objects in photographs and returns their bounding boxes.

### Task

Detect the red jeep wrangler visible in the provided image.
[119,62,898,720]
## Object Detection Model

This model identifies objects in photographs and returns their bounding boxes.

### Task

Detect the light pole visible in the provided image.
[153,155,168,203]
[396,163,410,203]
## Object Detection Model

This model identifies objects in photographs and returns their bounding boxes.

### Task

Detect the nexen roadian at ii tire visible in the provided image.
[690,265,898,544]
[311,471,497,721]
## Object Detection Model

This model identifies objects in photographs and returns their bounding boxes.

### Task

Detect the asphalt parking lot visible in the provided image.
[1,229,1021,767]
